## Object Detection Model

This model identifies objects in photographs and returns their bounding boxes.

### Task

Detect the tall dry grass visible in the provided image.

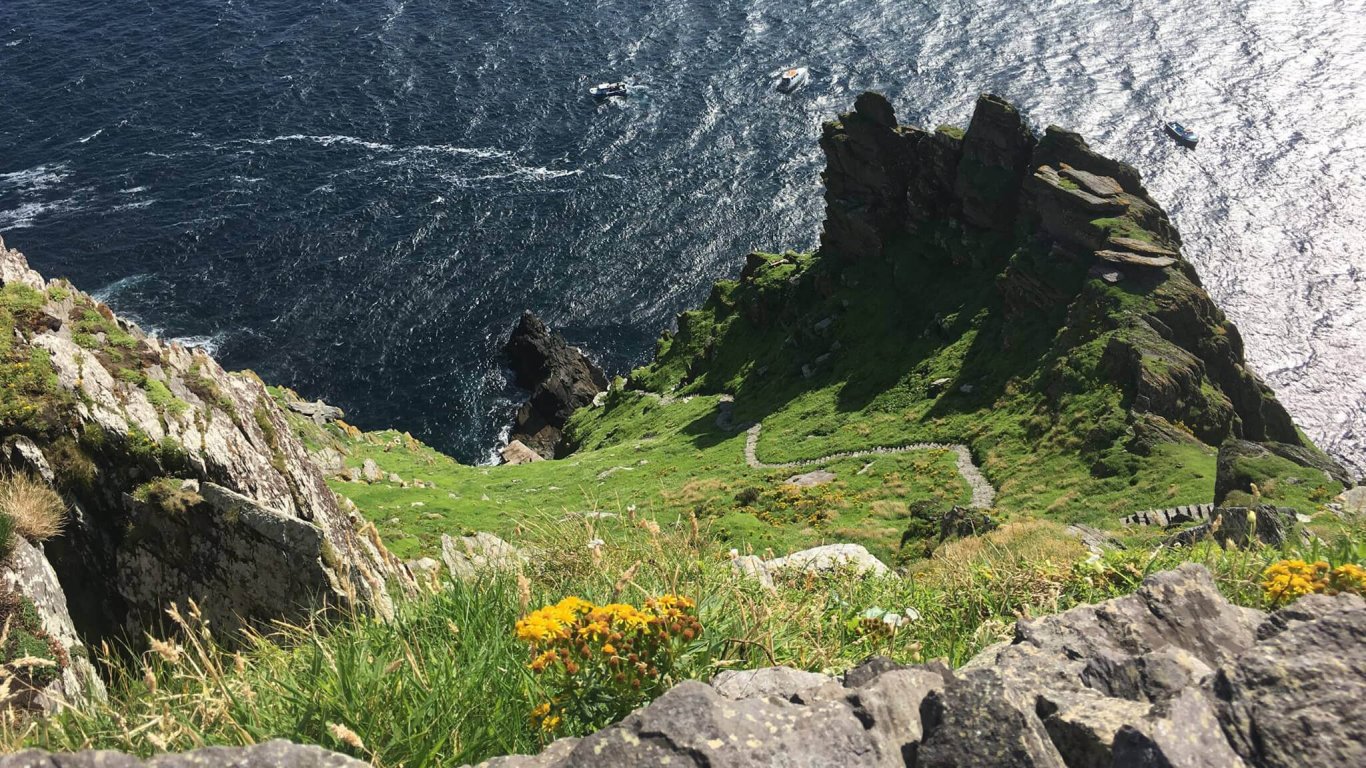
[0,472,67,544]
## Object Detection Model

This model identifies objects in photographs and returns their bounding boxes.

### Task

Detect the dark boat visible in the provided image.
[1164,121,1199,147]
[589,81,628,100]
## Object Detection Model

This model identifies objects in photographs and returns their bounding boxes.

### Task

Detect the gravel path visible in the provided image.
[711,395,997,509]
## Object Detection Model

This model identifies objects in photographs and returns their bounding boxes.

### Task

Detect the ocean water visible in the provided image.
[2,0,1363,473]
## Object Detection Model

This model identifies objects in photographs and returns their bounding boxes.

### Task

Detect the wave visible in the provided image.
[91,273,152,302]
[0,164,70,192]
[169,332,228,357]
[110,199,156,212]
[0,199,83,230]
[240,134,510,160]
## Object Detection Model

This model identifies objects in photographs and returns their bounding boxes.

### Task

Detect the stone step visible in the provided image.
[1122,502,1215,527]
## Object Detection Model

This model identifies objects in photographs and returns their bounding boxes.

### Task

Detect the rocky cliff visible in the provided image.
[0,238,407,710]
[628,93,1348,512]
[819,92,1301,449]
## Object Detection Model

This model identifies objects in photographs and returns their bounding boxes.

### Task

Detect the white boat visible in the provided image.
[1164,120,1199,147]
[589,81,628,100]
[776,67,809,93]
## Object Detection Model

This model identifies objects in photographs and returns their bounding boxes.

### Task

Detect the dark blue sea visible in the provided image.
[2,0,1364,472]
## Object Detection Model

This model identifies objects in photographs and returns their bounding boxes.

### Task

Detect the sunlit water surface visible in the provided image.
[2,0,1363,472]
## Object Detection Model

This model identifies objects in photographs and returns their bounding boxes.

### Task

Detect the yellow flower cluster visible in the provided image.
[1328,562,1366,596]
[514,596,592,644]
[528,701,561,733]
[1261,559,1366,605]
[516,594,702,737]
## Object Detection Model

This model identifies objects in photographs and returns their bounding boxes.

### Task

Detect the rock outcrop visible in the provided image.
[1,536,105,712]
[1214,438,1352,505]
[0,239,407,701]
[645,93,1348,492]
[503,311,607,459]
[732,542,892,586]
[440,531,526,580]
[456,564,1361,767]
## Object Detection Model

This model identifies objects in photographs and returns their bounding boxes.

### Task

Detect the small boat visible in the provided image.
[1164,121,1199,147]
[776,67,810,93]
[589,81,629,100]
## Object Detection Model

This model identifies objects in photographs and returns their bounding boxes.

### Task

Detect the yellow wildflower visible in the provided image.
[555,596,593,615]
[1261,559,1330,604]
[596,603,651,631]
[1329,563,1366,596]
[577,619,610,641]
[648,594,695,620]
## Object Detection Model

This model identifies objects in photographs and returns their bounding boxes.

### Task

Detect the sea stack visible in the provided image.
[503,311,607,459]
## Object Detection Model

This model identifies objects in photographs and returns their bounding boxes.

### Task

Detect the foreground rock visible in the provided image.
[13,566,1363,767]
[2,740,367,768]
[467,564,1360,767]
[503,311,607,459]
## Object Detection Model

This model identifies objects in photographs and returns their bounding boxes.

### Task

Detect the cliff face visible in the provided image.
[817,92,1298,451]
[630,93,1347,510]
[0,238,406,708]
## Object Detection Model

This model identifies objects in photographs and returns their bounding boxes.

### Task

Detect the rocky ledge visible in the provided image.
[12,565,1361,767]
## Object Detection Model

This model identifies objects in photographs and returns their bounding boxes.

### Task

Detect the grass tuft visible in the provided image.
[0,472,67,544]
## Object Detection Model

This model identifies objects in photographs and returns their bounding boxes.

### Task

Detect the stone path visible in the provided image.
[711,395,997,510]
[1121,503,1216,527]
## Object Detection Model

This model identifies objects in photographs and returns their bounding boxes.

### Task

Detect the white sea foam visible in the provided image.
[169,333,227,357]
[0,164,70,192]
[77,128,104,143]
[0,202,54,230]
[241,134,510,160]
[91,273,151,302]
[110,199,156,212]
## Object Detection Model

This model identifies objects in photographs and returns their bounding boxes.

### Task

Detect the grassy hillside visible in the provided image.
[285,230,1340,567]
